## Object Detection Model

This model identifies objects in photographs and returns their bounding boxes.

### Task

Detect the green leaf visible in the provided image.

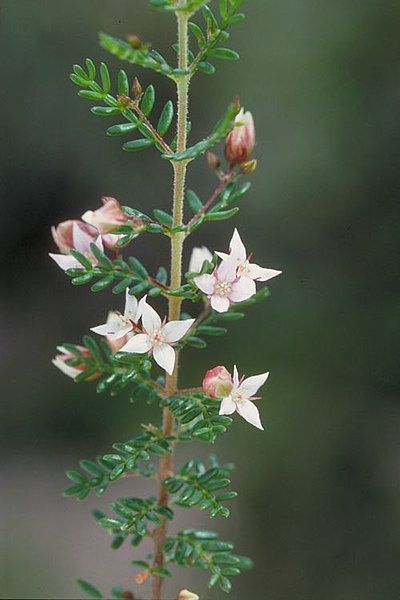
[208,47,239,60]
[187,189,203,213]
[164,102,239,162]
[85,58,96,80]
[76,579,103,599]
[70,249,92,270]
[91,276,114,292]
[99,62,111,92]
[205,207,239,221]
[153,209,173,227]
[128,257,148,278]
[157,101,174,135]
[123,139,154,152]
[72,273,93,286]
[117,69,129,95]
[90,106,122,116]
[141,85,155,116]
[186,336,207,349]
[198,61,216,75]
[188,22,206,47]
[106,123,137,136]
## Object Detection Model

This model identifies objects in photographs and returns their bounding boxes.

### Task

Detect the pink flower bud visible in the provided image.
[224,108,255,166]
[177,590,199,600]
[51,220,97,254]
[82,196,128,234]
[202,365,233,398]
[52,346,100,380]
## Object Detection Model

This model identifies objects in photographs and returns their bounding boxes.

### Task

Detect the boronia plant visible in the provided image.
[51,1,282,598]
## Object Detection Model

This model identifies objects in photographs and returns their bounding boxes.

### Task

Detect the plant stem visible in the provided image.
[151,6,190,600]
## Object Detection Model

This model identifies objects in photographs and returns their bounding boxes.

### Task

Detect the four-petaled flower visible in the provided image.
[90,289,144,341]
[120,300,195,375]
[194,256,255,313]
[217,228,282,284]
[218,365,269,430]
[49,220,103,271]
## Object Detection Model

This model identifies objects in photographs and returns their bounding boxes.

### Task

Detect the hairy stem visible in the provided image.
[152,6,190,600]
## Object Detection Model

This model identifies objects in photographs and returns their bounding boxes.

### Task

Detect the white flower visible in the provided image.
[219,365,269,430]
[120,300,195,375]
[188,246,213,273]
[49,221,104,271]
[216,228,282,283]
[90,289,144,340]
[194,256,256,313]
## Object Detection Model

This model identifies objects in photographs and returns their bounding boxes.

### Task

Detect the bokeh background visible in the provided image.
[1,0,400,598]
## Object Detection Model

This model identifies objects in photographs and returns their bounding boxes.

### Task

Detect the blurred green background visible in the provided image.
[1,0,400,598]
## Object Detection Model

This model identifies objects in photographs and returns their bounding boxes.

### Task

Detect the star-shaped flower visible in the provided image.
[216,228,282,283]
[120,300,195,375]
[90,290,144,341]
[193,256,255,313]
[218,365,269,430]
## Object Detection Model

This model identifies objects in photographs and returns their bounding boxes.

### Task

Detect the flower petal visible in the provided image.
[124,289,139,320]
[248,263,282,282]
[237,400,264,430]
[189,246,213,272]
[219,396,236,415]
[142,300,161,334]
[163,318,195,343]
[229,229,247,262]
[49,253,80,271]
[120,333,151,354]
[238,372,269,398]
[52,358,80,379]
[193,274,216,295]
[215,251,229,261]
[210,295,230,313]
[233,365,239,389]
[229,276,256,302]
[153,343,175,375]
[72,221,93,255]
[216,257,237,283]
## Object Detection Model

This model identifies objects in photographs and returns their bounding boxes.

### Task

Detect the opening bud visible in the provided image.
[202,365,233,399]
[224,108,256,167]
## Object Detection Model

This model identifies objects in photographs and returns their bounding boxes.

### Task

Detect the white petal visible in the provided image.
[124,289,139,320]
[248,263,282,282]
[219,396,236,415]
[153,343,175,375]
[52,358,80,379]
[238,372,269,398]
[188,246,213,272]
[229,276,256,302]
[233,365,239,389]
[210,295,230,313]
[216,257,237,283]
[193,274,216,295]
[215,251,229,261]
[111,324,133,340]
[120,333,151,354]
[49,253,80,271]
[72,222,92,255]
[94,235,104,253]
[163,318,195,343]
[237,400,264,430]
[229,229,247,262]
[142,301,161,334]
[81,209,96,229]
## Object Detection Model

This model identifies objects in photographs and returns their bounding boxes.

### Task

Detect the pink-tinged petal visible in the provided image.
[237,400,264,430]
[124,289,139,320]
[215,251,229,261]
[238,372,269,399]
[247,263,282,282]
[163,318,195,343]
[193,274,216,295]
[210,295,230,313]
[49,253,80,271]
[216,257,237,283]
[233,365,239,389]
[120,333,152,354]
[94,235,104,253]
[142,301,161,334]
[52,358,80,379]
[229,276,256,302]
[229,229,247,262]
[72,221,93,254]
[219,396,236,415]
[153,343,175,375]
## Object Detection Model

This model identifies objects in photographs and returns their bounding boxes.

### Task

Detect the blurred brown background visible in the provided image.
[1,0,400,598]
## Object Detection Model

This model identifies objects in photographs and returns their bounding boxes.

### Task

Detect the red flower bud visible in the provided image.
[224,108,255,166]
[202,365,233,398]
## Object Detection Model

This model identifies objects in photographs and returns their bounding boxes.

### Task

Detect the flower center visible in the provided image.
[150,329,164,346]
[215,281,232,297]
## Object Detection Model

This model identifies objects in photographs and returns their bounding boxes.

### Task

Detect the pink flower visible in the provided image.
[49,220,104,271]
[216,229,282,284]
[194,257,256,313]
[120,299,195,375]
[224,108,255,166]
[177,591,199,600]
[202,365,233,398]
[219,365,269,430]
[52,346,99,380]
[81,196,127,234]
